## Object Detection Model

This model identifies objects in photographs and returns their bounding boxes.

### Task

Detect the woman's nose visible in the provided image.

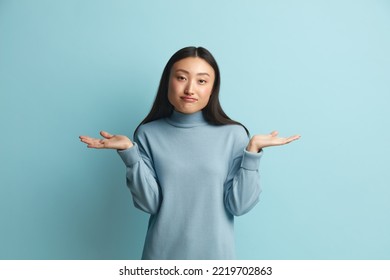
[184,81,195,95]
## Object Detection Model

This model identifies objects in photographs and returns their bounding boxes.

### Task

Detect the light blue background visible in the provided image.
[1,0,389,259]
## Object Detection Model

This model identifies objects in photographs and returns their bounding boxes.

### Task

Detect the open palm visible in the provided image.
[246,131,300,152]
[79,131,133,150]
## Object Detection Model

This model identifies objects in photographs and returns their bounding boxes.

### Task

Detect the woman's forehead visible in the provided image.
[172,57,215,77]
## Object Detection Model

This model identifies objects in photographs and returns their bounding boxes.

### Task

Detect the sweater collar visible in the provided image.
[166,110,208,128]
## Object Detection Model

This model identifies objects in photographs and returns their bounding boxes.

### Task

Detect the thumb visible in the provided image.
[270,131,279,137]
[100,131,114,139]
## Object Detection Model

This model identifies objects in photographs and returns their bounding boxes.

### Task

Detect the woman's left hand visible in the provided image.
[246,131,300,153]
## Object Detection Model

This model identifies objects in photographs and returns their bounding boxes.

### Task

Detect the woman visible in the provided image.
[79,46,300,260]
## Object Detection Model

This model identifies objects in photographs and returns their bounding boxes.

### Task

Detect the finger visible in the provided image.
[270,131,279,137]
[81,137,101,144]
[79,136,95,144]
[87,139,105,149]
[290,134,301,141]
[87,144,102,149]
[79,135,93,141]
[285,135,301,143]
[100,131,113,139]
[80,136,101,147]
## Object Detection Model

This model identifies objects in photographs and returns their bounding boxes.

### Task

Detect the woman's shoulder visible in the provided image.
[218,123,248,137]
[212,124,249,154]
[212,123,249,148]
[135,118,168,137]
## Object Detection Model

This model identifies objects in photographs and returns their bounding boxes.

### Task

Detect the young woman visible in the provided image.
[80,46,300,260]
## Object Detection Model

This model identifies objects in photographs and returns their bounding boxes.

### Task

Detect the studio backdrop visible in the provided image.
[1,0,389,259]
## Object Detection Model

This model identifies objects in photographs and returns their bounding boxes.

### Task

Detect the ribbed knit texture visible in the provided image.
[118,110,262,259]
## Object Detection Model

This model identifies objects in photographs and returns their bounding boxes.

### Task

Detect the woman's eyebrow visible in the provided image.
[176,69,210,76]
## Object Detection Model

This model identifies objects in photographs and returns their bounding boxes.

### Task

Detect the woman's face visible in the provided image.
[168,57,215,114]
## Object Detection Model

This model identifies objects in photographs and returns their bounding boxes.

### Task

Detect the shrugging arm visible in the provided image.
[224,148,262,216]
[117,142,161,214]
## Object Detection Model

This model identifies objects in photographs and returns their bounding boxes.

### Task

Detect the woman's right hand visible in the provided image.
[79,131,133,150]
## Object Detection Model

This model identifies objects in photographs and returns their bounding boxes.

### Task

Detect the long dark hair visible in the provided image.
[134,46,249,136]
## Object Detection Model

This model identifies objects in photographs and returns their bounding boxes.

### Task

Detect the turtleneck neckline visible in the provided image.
[165,110,208,128]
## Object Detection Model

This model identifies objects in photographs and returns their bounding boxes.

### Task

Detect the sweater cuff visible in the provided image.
[117,142,142,166]
[240,149,263,170]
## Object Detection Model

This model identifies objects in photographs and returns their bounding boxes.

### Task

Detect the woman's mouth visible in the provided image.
[180,96,198,103]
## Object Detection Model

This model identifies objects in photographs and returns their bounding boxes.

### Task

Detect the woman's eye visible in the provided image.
[199,79,206,84]
[177,76,186,81]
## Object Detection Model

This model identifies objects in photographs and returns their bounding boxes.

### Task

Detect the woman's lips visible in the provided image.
[180,96,198,102]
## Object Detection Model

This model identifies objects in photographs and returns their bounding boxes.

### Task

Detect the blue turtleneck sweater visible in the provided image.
[118,110,262,260]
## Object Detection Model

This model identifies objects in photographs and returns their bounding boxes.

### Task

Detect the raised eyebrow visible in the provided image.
[175,69,210,77]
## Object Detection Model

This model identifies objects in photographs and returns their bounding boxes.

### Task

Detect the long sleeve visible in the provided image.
[117,142,162,214]
[224,148,263,216]
[116,112,263,260]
